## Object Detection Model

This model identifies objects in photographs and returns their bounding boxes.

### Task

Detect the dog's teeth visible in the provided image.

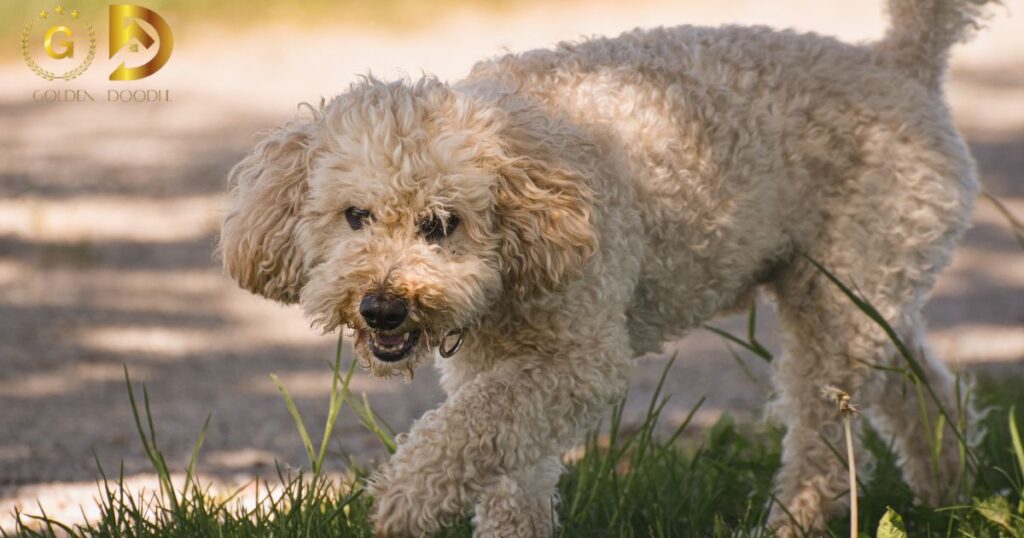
[369,330,420,361]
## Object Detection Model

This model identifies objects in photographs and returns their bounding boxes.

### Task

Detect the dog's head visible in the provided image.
[220,76,596,376]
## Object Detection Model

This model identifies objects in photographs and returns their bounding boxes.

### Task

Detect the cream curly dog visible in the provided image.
[221,0,994,534]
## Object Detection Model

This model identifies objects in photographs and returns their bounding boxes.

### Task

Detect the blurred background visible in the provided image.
[1,0,1021,528]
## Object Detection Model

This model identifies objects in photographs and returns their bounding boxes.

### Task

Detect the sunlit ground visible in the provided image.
[0,0,1021,529]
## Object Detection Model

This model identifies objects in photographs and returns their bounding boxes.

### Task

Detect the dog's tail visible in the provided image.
[879,0,998,90]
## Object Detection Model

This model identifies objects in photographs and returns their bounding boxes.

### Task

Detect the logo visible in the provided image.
[21,4,173,82]
[21,5,95,81]
[108,5,173,81]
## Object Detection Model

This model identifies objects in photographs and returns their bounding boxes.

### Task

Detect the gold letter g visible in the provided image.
[44,26,74,59]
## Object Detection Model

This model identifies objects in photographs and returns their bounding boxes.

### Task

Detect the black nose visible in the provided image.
[359,293,408,331]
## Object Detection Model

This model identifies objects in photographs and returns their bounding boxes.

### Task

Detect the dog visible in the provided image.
[220,0,994,534]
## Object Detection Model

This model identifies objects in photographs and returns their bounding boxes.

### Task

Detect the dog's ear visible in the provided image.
[220,119,318,304]
[494,153,598,299]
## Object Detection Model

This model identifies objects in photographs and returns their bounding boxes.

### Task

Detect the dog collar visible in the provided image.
[439,328,464,358]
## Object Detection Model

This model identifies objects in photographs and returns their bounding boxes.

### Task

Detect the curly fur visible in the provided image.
[220,0,996,534]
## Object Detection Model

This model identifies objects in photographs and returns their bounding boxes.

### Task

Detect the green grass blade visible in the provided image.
[348,391,397,454]
[27,503,77,536]
[723,342,772,397]
[645,353,677,420]
[801,256,926,380]
[184,413,212,499]
[611,385,671,527]
[746,304,773,361]
[123,365,154,461]
[123,365,180,514]
[982,189,1024,249]
[270,373,317,468]
[704,324,773,363]
[665,396,705,448]
[1010,406,1024,485]
[142,385,179,514]
[315,332,354,475]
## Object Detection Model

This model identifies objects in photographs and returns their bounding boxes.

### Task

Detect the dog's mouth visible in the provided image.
[367,329,421,362]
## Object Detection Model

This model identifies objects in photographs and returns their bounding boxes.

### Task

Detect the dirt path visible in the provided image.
[1,0,1021,529]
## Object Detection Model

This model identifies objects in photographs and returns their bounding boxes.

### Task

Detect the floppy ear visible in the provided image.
[494,155,598,299]
[220,120,317,304]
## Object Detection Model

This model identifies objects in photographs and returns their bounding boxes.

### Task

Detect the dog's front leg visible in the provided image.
[471,455,563,538]
[369,354,629,537]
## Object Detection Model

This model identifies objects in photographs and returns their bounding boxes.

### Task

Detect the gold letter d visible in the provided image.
[109,4,173,81]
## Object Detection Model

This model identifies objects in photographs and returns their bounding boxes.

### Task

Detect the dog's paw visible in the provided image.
[368,466,440,538]
[371,495,419,537]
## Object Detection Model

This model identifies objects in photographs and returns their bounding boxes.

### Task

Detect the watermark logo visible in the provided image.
[21,5,96,81]
[21,3,173,82]
[108,4,173,81]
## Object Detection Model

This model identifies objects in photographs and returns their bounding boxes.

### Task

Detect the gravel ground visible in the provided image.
[0,0,1021,528]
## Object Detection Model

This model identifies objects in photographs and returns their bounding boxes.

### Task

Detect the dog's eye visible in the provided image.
[418,213,460,242]
[344,207,371,230]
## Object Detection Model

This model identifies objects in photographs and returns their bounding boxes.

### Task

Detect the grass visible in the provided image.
[6,262,1024,537]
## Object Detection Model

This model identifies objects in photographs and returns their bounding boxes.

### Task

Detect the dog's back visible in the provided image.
[465,0,988,354]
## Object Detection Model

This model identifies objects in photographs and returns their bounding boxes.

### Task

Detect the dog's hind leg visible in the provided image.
[765,231,971,533]
[765,257,896,535]
[861,313,971,506]
[763,108,976,533]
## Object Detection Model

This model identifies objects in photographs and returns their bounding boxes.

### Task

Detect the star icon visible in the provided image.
[70,8,79,19]
[39,9,48,19]
[54,4,64,15]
